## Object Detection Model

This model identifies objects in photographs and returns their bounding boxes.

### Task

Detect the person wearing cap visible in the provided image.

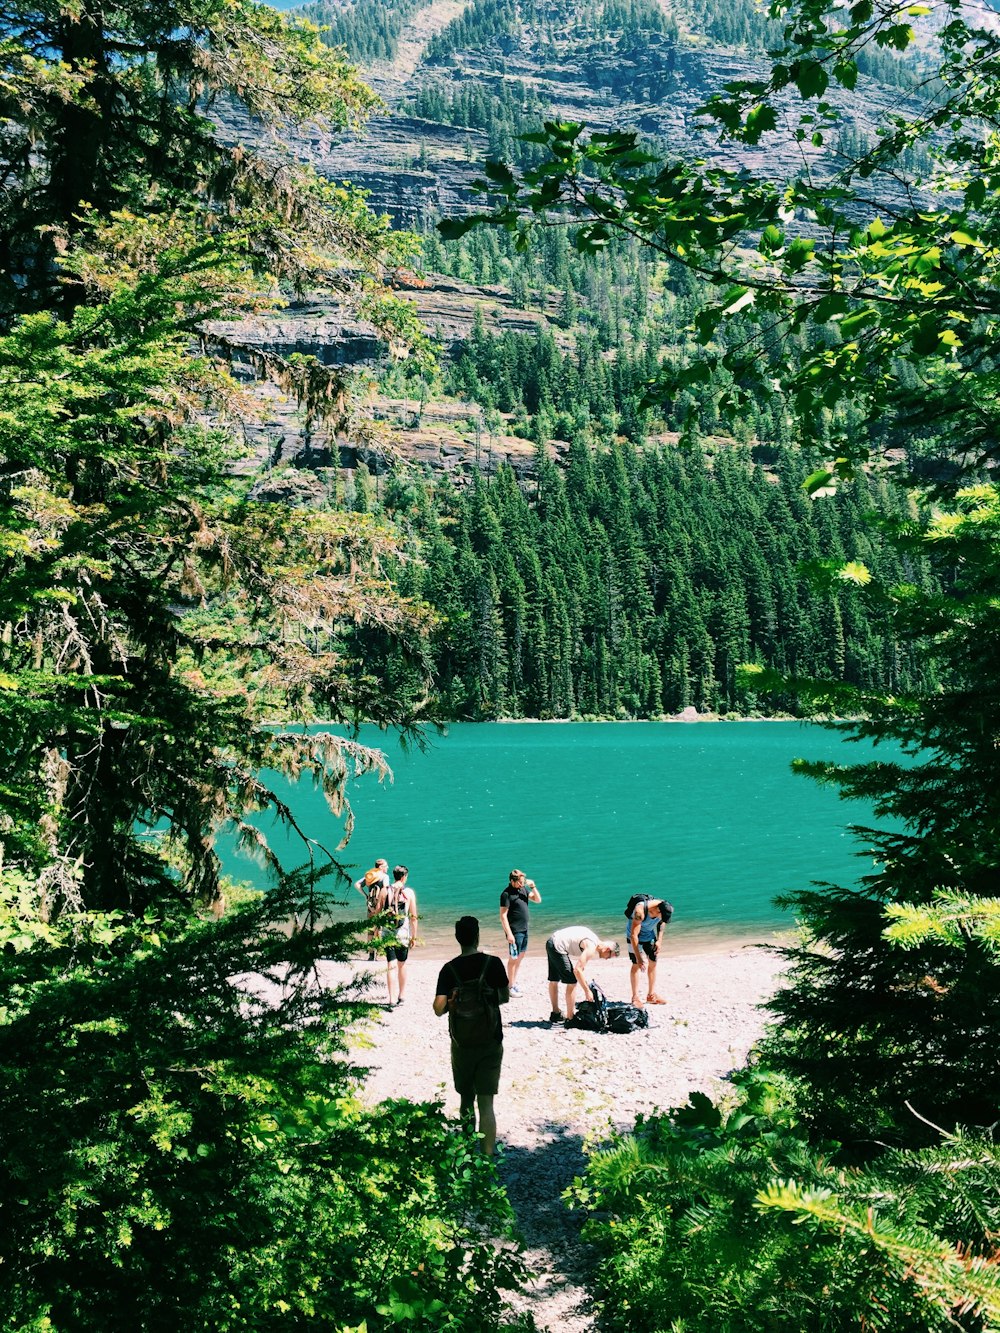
[353,857,390,961]
[499,868,541,997]
[545,926,620,1023]
[626,897,670,1006]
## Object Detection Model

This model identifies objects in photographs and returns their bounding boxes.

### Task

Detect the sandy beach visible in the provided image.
[319,942,786,1332]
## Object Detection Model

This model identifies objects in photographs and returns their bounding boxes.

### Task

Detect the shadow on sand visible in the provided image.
[496,1123,607,1331]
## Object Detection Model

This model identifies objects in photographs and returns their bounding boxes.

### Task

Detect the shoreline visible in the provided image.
[335,944,785,1127]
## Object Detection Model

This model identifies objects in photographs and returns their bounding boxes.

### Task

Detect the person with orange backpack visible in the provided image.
[354,858,390,960]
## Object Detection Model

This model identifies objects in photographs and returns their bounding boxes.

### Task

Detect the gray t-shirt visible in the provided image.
[550,927,599,959]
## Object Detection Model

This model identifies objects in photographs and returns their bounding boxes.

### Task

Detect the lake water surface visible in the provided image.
[219,721,888,957]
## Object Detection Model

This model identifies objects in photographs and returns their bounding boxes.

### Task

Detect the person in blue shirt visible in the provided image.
[626,897,670,1007]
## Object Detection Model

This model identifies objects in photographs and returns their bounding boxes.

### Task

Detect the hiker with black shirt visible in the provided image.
[499,868,541,997]
[433,915,509,1155]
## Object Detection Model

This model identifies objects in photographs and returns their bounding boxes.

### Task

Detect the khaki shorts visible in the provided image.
[451,1040,503,1097]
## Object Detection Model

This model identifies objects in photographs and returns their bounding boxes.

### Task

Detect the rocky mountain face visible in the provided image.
[221,0,920,482]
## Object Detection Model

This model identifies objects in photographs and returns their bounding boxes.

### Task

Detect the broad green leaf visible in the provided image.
[794,61,829,99]
[745,104,778,143]
[723,286,755,315]
[834,60,858,90]
[804,469,835,495]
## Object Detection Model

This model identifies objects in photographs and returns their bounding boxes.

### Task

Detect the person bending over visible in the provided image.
[433,915,509,1155]
[545,926,619,1023]
[627,896,670,1006]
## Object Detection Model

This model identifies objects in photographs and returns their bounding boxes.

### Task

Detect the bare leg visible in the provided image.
[386,959,397,1005]
[476,1094,497,1155]
[397,957,407,1001]
[564,983,579,1020]
[646,958,660,1002]
[630,958,645,1005]
[507,951,524,987]
[548,979,561,1015]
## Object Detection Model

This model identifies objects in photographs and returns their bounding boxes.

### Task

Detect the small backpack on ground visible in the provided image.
[605,1002,650,1034]
[624,893,674,923]
[446,958,496,1046]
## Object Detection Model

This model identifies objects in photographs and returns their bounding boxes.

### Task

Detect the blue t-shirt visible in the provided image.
[625,899,660,945]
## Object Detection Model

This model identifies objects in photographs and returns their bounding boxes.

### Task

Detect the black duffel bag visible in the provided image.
[605,1001,650,1033]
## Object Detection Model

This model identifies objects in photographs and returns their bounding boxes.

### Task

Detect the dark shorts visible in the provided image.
[451,1040,503,1097]
[511,930,528,956]
[384,944,409,963]
[546,938,576,986]
[628,939,658,964]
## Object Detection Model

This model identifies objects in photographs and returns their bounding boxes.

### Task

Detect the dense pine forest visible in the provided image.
[359,437,931,718]
[4,0,1000,1330]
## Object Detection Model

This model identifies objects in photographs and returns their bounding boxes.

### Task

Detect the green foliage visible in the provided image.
[0,0,395,317]
[573,1075,1000,1332]
[372,442,929,719]
[0,889,527,1330]
[303,0,425,65]
[449,0,1000,1322]
[0,245,434,914]
[0,7,529,1330]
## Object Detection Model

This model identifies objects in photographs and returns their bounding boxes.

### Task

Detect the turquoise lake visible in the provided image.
[218,721,890,958]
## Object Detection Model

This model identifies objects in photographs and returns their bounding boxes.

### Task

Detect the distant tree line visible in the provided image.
[357,439,934,719]
[303,0,424,64]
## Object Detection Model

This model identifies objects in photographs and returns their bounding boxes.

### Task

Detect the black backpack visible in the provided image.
[605,1002,650,1034]
[565,980,608,1032]
[446,958,496,1047]
[624,893,674,923]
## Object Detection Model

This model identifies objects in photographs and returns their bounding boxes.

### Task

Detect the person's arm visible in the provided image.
[491,958,510,1006]
[433,965,452,1017]
[631,905,647,970]
[573,944,595,1002]
[407,890,418,943]
[500,902,514,945]
[353,876,367,899]
[527,880,541,903]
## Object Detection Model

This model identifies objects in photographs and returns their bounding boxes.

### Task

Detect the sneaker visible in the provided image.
[548,1010,564,1023]
[395,997,405,1007]
[509,984,522,997]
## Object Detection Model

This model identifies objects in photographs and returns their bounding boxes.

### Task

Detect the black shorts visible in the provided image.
[546,938,576,985]
[628,939,658,963]
[452,1040,503,1097]
[384,944,409,962]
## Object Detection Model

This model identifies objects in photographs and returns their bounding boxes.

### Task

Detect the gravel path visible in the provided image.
[318,944,785,1332]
